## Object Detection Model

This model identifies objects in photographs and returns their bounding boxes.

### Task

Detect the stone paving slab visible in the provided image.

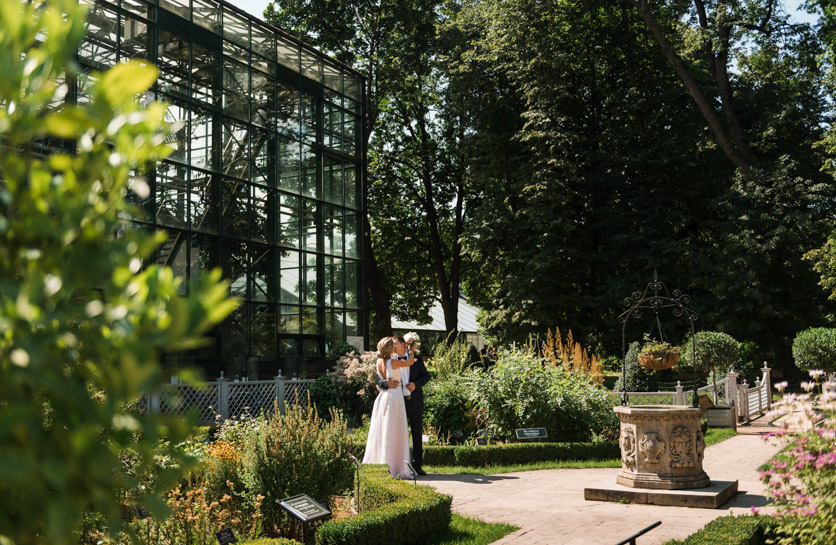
[421,428,783,545]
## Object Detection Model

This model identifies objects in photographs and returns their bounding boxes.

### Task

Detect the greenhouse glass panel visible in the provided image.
[300,48,322,82]
[250,245,275,302]
[345,260,359,309]
[325,257,344,307]
[278,138,301,193]
[277,83,299,137]
[251,24,274,61]
[344,74,361,102]
[192,42,220,106]
[118,13,150,61]
[155,161,189,228]
[280,305,300,334]
[302,200,318,252]
[222,119,249,180]
[121,0,154,19]
[251,303,277,359]
[302,307,320,335]
[250,185,275,243]
[190,233,219,284]
[325,309,344,351]
[221,305,248,361]
[251,130,273,187]
[303,254,319,305]
[221,178,250,239]
[344,165,357,209]
[279,337,299,356]
[323,156,343,205]
[223,9,250,49]
[280,250,300,303]
[80,4,117,70]
[223,57,249,120]
[159,0,189,20]
[251,70,274,128]
[190,106,216,171]
[163,99,189,163]
[192,0,221,32]
[189,169,219,233]
[301,145,318,199]
[223,240,249,299]
[279,193,300,248]
[345,311,358,337]
[276,36,299,71]
[344,212,358,258]
[324,205,343,256]
[301,93,318,145]
[156,29,189,98]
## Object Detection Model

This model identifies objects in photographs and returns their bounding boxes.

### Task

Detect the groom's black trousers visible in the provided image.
[405,398,423,468]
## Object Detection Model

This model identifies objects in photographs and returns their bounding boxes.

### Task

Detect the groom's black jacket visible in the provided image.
[377,353,430,412]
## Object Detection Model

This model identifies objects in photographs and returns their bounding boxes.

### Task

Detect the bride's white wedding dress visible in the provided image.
[362,357,411,479]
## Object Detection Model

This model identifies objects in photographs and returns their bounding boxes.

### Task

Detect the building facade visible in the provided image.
[77,0,366,378]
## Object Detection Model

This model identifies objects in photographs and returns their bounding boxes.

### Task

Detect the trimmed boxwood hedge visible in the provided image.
[662,515,779,545]
[238,537,301,545]
[423,441,619,467]
[314,465,451,545]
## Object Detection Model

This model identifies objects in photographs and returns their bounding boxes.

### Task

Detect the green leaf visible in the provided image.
[97,60,158,105]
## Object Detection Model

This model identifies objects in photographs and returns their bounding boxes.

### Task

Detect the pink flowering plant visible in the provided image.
[759,370,836,545]
[332,350,380,426]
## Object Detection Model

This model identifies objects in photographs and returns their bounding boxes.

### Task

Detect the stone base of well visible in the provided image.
[615,405,708,490]
[584,479,738,509]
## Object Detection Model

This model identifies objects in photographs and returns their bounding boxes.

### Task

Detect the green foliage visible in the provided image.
[326,342,357,364]
[680,332,740,377]
[639,339,680,359]
[424,514,517,545]
[614,342,658,392]
[240,539,300,545]
[315,466,451,545]
[662,515,779,545]
[423,378,473,442]
[792,327,836,372]
[242,403,354,536]
[427,336,473,382]
[308,375,338,417]
[422,442,619,468]
[464,349,617,442]
[0,1,237,544]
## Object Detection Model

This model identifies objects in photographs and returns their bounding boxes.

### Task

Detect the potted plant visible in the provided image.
[638,339,681,370]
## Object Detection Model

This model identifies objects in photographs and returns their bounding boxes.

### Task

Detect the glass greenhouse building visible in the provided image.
[77,0,366,378]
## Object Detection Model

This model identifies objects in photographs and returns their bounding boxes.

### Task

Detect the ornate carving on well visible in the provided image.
[615,406,709,490]
[669,426,695,469]
[696,431,706,464]
[621,427,636,471]
[639,432,665,463]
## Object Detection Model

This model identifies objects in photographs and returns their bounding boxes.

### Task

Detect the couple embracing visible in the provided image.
[362,333,429,478]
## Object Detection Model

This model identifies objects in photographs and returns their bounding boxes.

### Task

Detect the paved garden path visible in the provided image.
[422,417,783,545]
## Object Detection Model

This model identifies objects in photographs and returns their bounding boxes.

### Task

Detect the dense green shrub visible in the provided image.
[427,335,473,381]
[466,349,617,442]
[243,403,354,536]
[326,342,358,364]
[792,327,836,373]
[0,1,237,543]
[315,466,451,545]
[681,331,740,379]
[423,378,473,442]
[614,342,658,392]
[238,537,299,545]
[308,375,337,417]
[662,515,779,545]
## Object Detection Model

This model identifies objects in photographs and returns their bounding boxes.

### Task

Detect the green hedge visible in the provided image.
[423,441,619,467]
[663,515,779,545]
[315,466,451,545]
[239,539,301,545]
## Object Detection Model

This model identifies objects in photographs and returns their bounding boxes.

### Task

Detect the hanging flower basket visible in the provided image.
[638,341,680,370]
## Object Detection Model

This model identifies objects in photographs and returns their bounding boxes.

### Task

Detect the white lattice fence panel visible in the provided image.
[228,381,278,418]
[284,380,315,407]
[159,384,218,424]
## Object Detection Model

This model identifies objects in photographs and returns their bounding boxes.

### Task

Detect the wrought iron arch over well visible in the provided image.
[619,270,699,407]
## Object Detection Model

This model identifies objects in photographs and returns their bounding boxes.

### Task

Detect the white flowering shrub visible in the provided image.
[332,351,380,426]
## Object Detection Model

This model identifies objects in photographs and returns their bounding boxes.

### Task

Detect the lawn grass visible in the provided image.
[704,426,736,447]
[423,428,736,475]
[426,514,518,545]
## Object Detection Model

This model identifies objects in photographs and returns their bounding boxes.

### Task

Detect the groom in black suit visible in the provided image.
[379,335,431,475]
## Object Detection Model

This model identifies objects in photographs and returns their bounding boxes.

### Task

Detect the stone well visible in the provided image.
[615,405,709,490]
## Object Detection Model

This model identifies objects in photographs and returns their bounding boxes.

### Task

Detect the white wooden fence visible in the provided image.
[147,372,317,424]
[615,365,773,423]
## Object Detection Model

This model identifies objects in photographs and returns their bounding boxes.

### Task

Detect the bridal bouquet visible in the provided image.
[404,331,421,354]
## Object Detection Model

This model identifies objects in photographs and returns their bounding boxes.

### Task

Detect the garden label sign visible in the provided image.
[277,493,331,523]
[214,528,237,545]
[515,427,548,440]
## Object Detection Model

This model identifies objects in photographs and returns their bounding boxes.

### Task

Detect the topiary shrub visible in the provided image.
[792,327,836,373]
[662,514,779,544]
[243,403,354,537]
[681,331,740,398]
[614,341,658,392]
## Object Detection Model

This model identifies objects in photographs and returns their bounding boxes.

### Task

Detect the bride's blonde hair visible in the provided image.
[377,337,394,359]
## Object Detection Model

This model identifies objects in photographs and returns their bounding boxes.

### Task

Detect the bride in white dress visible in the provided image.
[362,336,414,478]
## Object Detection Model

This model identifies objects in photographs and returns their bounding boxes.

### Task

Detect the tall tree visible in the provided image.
[450,0,834,359]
